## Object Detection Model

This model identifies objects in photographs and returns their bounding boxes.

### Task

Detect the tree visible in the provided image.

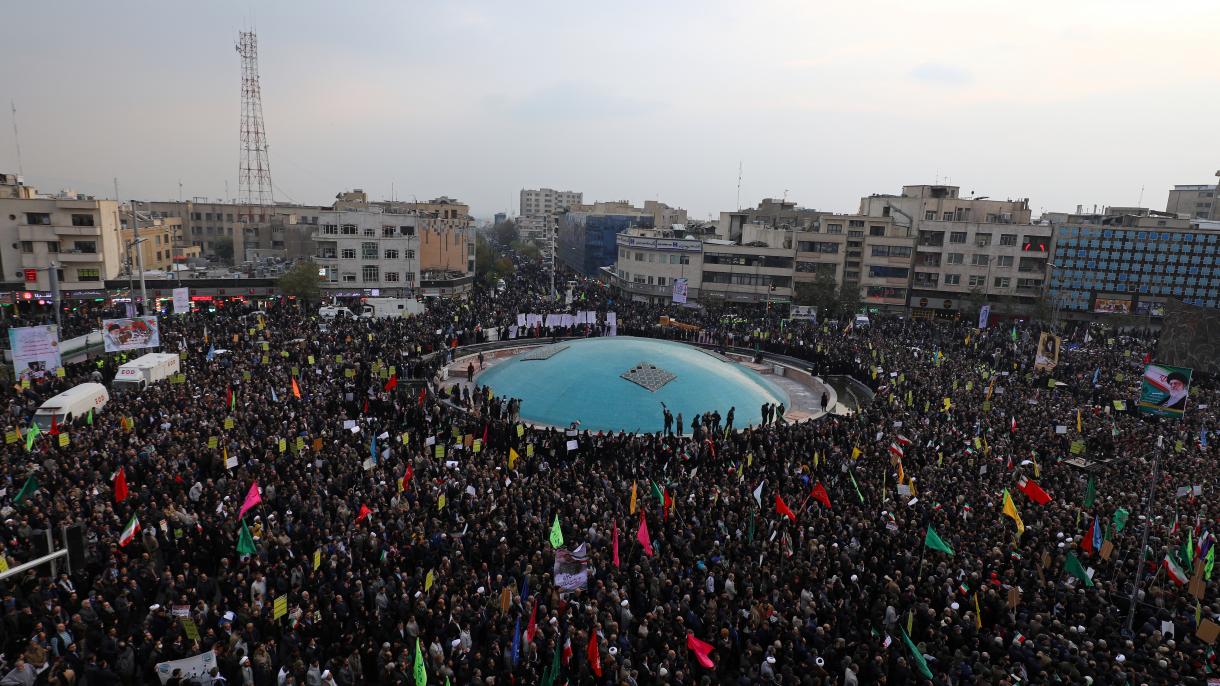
[836,282,862,319]
[475,235,515,286]
[278,260,322,303]
[511,240,541,262]
[212,236,234,264]
[492,220,519,246]
[794,272,837,314]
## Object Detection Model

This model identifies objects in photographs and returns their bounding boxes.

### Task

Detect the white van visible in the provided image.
[33,382,109,429]
[319,306,356,319]
[112,353,180,392]
[360,298,425,319]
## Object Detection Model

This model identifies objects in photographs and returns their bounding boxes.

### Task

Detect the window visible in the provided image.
[322,224,338,235]
[869,226,886,237]
[949,232,967,244]
[25,213,51,225]
[971,254,990,266]
[1017,278,1042,290]
[362,265,379,282]
[867,266,909,279]
[996,255,1014,267]
[20,241,33,253]
[362,242,378,259]
[226,213,234,222]
[77,268,100,282]
[826,223,843,234]
[384,272,400,282]
[968,275,985,287]
[341,273,357,283]
[657,277,666,286]
[870,245,913,258]
[70,214,95,227]
[205,212,214,221]
[798,241,839,254]
[944,274,961,285]
[383,226,397,237]
[848,220,864,228]
[1021,237,1048,252]
[975,234,992,247]
[993,277,1010,288]
[362,227,375,237]
[341,224,357,235]
[341,248,357,259]
[924,211,935,220]
[46,241,58,253]
[73,241,97,253]
[1000,234,1017,246]
[942,212,954,221]
[848,230,863,238]
[946,253,964,265]
[406,250,415,259]
[191,212,202,221]
[384,249,400,260]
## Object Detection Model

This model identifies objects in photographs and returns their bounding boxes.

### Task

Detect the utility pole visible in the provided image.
[1126,436,1164,633]
[130,200,148,314]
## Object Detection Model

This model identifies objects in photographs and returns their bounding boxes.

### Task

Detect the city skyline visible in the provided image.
[2,0,1219,219]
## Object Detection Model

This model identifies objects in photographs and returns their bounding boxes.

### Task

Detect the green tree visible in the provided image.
[212,236,234,263]
[475,235,516,286]
[278,260,322,303]
[492,220,519,246]
[511,240,541,262]
[794,272,837,314]
[836,282,862,318]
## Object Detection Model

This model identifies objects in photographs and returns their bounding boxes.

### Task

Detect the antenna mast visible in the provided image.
[736,161,742,211]
[236,31,274,225]
[10,101,23,176]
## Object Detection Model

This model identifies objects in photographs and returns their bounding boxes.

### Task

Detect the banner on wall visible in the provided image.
[672,277,688,304]
[1137,363,1192,418]
[172,287,190,314]
[8,325,61,381]
[790,305,817,322]
[155,650,217,684]
[978,304,991,329]
[102,317,161,352]
[1034,332,1060,371]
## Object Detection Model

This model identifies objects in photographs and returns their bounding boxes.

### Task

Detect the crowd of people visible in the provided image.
[0,257,1216,685]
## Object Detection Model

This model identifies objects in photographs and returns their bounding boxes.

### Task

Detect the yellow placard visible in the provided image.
[313,549,321,570]
[516,424,524,438]
[400,433,409,445]
[273,595,288,620]
[280,351,289,358]
[58,433,69,447]
[224,418,235,430]
[4,431,17,445]
[261,355,269,365]
[472,439,482,454]
[437,493,446,511]
[295,437,305,451]
[56,367,66,378]
[434,444,444,459]
[335,355,343,364]
[278,438,286,453]
[208,436,218,449]
[526,443,535,458]
[344,369,355,378]
[308,355,315,365]
[261,342,269,351]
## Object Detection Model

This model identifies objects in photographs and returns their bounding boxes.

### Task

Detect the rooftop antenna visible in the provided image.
[736,160,743,211]
[179,179,183,203]
[1137,185,1144,208]
[236,30,274,223]
[10,101,24,176]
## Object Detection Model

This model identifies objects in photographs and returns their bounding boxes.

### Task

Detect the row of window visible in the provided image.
[1058,243,1215,257]
[320,224,416,237]
[618,250,692,265]
[870,245,913,258]
[329,268,414,283]
[1061,227,1219,242]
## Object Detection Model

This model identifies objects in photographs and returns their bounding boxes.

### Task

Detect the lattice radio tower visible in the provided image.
[236,31,274,211]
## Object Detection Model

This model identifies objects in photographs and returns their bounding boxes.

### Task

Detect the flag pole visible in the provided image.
[1125,437,1164,633]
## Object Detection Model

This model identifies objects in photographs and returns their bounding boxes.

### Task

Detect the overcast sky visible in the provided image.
[2,0,1218,220]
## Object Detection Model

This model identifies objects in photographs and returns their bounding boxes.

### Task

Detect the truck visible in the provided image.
[359,297,425,319]
[112,352,181,392]
[34,383,109,429]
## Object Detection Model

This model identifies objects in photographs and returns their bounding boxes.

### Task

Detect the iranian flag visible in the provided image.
[1164,554,1189,586]
[888,443,905,459]
[119,516,141,547]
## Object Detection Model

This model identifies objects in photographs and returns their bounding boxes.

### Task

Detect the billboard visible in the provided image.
[790,305,817,322]
[102,317,161,352]
[1158,299,1220,376]
[1093,296,1132,314]
[1138,363,1192,418]
[172,287,190,314]
[671,277,688,304]
[8,325,61,381]
[978,304,991,329]
[1134,301,1165,318]
[1034,332,1060,371]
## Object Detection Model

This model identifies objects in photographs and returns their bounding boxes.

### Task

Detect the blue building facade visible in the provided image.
[1049,223,1220,316]
[559,213,656,276]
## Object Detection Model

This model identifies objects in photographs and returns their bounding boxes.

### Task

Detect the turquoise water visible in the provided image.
[479,337,789,433]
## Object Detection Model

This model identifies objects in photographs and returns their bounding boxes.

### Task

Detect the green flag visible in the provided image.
[1082,476,1096,508]
[24,422,40,452]
[13,475,37,504]
[923,525,955,556]
[650,480,664,505]
[1112,507,1129,533]
[413,637,427,686]
[1206,545,1214,581]
[900,627,933,679]
[1010,326,1017,342]
[86,408,93,426]
[1184,529,1194,566]
[848,470,864,503]
[237,518,256,556]
[1064,551,1094,587]
[747,513,755,543]
[540,641,561,686]
[549,515,564,549]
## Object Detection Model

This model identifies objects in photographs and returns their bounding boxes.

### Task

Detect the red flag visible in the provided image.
[403,464,414,491]
[227,386,234,408]
[356,504,372,523]
[417,387,426,407]
[888,442,903,459]
[705,439,716,458]
[482,424,489,448]
[562,635,572,665]
[1010,416,1017,433]
[686,632,716,669]
[637,512,653,556]
[663,488,673,521]
[587,630,602,677]
[113,467,129,503]
[384,376,398,392]
[811,482,831,509]
[1015,476,1051,505]
[526,599,538,643]
[291,377,301,399]
[612,520,620,568]
[362,398,369,415]
[1080,515,1098,553]
[239,482,262,519]
[49,415,59,436]
[1142,352,1151,364]
[775,493,796,522]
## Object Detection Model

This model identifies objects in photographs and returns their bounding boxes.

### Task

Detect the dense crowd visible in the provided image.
[0,258,1216,685]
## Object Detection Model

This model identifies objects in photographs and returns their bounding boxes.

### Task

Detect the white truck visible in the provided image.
[112,352,181,391]
[34,383,109,429]
[359,298,425,319]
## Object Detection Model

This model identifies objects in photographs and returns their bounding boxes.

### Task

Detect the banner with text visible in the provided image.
[172,287,190,314]
[103,317,161,352]
[8,325,61,381]
[1137,363,1192,418]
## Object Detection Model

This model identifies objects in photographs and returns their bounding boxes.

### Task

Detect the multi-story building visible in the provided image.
[558,200,687,276]
[313,208,419,297]
[1048,209,1220,317]
[0,181,124,294]
[520,188,583,220]
[493,212,507,226]
[119,210,186,272]
[699,224,794,303]
[859,184,1044,318]
[140,199,323,263]
[1166,183,1217,220]
[790,213,915,310]
[604,227,704,304]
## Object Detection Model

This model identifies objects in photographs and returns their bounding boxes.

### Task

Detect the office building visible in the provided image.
[1048,209,1220,316]
[1166,183,1217,220]
[493,212,507,225]
[605,226,704,304]
[313,207,420,297]
[791,213,915,310]
[141,199,323,263]
[119,210,188,273]
[558,200,687,276]
[520,188,583,219]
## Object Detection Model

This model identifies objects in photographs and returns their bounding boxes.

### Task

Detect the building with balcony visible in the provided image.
[1048,209,1220,317]
[604,227,704,304]
[520,188,582,231]
[313,208,420,297]
[1166,183,1217,220]
[0,183,124,293]
[558,200,687,276]
[119,210,185,272]
[140,199,323,263]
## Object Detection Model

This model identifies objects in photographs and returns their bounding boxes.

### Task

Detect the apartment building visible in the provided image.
[520,188,583,219]
[1166,183,1217,220]
[313,208,420,296]
[119,211,186,272]
[0,180,124,294]
[1048,209,1220,316]
[140,199,323,263]
[559,199,688,276]
[605,227,704,304]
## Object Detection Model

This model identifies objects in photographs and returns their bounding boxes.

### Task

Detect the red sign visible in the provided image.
[23,269,37,283]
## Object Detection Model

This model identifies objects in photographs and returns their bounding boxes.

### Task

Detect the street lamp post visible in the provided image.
[125,238,148,314]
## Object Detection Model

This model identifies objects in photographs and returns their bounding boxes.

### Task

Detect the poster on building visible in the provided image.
[155,650,217,684]
[553,543,590,592]
[1134,301,1165,318]
[790,305,817,322]
[672,277,688,304]
[1137,363,1193,418]
[172,287,190,314]
[978,304,991,329]
[1093,296,1132,314]
[8,325,61,381]
[1034,332,1060,371]
[102,317,161,352]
